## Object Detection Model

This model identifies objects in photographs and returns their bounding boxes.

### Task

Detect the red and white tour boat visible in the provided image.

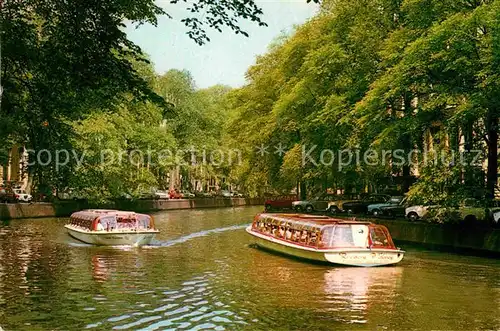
[246,213,404,267]
[65,209,159,246]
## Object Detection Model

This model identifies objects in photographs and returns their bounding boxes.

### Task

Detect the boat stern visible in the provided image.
[324,249,405,267]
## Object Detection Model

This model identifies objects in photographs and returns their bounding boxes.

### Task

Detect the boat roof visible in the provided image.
[258,213,372,225]
[70,209,151,219]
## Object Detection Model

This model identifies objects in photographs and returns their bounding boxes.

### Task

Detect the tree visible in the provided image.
[225,0,499,206]
[356,0,499,200]
[0,0,275,192]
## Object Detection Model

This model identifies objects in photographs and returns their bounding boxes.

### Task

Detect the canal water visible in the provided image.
[0,206,499,331]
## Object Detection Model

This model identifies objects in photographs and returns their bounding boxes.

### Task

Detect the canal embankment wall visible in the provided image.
[0,198,265,220]
[373,219,500,256]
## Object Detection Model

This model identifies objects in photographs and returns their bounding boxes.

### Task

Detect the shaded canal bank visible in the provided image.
[0,206,499,331]
[373,219,500,256]
[0,198,265,220]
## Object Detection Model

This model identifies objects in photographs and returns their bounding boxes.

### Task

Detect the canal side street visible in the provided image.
[0,198,266,220]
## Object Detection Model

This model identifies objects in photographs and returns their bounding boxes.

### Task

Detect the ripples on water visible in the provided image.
[0,206,499,331]
[85,272,249,330]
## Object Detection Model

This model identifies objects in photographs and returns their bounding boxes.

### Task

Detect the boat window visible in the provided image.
[270,224,277,236]
[319,226,334,248]
[331,225,355,247]
[299,230,309,243]
[100,216,117,230]
[265,223,273,234]
[277,224,285,238]
[369,226,394,248]
[137,215,151,229]
[257,220,267,231]
[116,217,135,229]
[308,229,321,247]
[253,216,348,249]
[71,217,93,230]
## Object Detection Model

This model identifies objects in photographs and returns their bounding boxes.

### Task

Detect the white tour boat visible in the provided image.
[246,213,404,267]
[65,209,159,246]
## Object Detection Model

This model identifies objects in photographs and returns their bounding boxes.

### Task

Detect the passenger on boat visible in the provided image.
[278,226,285,238]
[300,230,308,242]
[309,232,318,245]
[265,224,272,234]
[96,220,105,231]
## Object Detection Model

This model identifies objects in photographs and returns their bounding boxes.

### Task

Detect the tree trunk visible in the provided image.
[486,114,498,200]
[402,94,412,193]
[300,181,307,200]
[402,140,411,193]
[464,120,474,187]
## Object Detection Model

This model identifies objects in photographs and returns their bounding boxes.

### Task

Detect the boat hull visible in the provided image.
[66,225,158,246]
[246,226,404,267]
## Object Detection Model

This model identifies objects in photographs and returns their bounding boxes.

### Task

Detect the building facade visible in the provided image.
[0,145,29,189]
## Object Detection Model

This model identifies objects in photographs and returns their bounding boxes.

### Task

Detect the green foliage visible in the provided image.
[69,99,177,203]
[1,0,274,197]
[225,0,499,214]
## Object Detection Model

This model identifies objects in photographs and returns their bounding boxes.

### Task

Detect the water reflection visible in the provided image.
[92,255,109,282]
[322,267,403,324]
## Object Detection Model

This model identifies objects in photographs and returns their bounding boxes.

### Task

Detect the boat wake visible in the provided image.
[147,224,249,248]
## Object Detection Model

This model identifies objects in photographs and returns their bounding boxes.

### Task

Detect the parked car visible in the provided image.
[13,189,33,203]
[379,198,409,218]
[118,192,133,201]
[367,196,404,216]
[0,188,17,203]
[169,189,183,199]
[341,194,391,215]
[195,191,212,198]
[422,198,489,223]
[326,194,359,214]
[405,204,440,222]
[292,194,340,213]
[232,191,244,198]
[154,190,170,200]
[486,200,500,224]
[493,209,500,225]
[217,190,232,198]
[180,190,195,198]
[57,190,86,201]
[140,193,155,200]
[265,195,298,211]
[457,198,488,222]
